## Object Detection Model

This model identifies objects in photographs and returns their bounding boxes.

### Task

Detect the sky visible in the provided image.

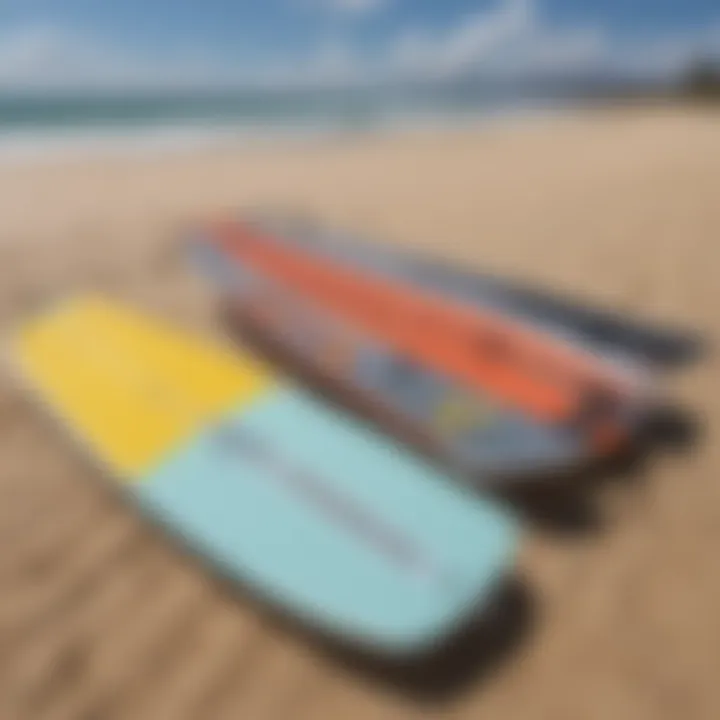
[0,0,718,90]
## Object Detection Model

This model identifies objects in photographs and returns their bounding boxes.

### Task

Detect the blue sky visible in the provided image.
[0,0,718,89]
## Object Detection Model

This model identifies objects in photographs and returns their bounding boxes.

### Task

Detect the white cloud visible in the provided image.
[0,25,246,90]
[388,0,612,80]
[303,40,366,83]
[0,1,717,91]
[391,0,537,78]
[0,26,102,86]
[387,0,720,82]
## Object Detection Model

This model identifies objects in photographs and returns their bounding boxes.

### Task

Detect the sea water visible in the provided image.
[0,84,564,164]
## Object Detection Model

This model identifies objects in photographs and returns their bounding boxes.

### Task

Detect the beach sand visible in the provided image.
[0,104,719,719]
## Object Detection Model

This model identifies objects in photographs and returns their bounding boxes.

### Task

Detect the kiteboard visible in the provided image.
[192,221,649,457]
[188,237,637,480]
[242,213,700,370]
[7,295,519,656]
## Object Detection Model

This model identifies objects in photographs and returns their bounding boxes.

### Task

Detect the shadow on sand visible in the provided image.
[498,401,704,535]
[328,575,535,703]
[299,575,534,704]
[181,551,536,706]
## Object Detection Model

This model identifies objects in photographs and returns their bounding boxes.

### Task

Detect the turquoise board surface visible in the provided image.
[138,386,519,655]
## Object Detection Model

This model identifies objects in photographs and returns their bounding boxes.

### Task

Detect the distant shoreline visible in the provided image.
[0,94,715,168]
[0,100,566,166]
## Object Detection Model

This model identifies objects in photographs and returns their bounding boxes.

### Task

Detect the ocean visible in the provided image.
[0,84,569,163]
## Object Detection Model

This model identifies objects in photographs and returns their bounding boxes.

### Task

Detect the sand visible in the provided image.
[0,104,719,719]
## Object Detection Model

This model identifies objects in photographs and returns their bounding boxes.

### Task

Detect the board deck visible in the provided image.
[195,221,645,454]
[188,240,624,479]
[8,295,519,656]
[242,214,701,370]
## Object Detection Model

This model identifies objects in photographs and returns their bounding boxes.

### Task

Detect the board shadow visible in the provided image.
[173,544,536,706]
[493,402,704,535]
[305,574,536,703]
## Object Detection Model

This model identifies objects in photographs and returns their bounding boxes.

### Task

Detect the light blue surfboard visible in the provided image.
[140,389,519,655]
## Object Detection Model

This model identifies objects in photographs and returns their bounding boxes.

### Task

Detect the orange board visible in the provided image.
[205,221,628,444]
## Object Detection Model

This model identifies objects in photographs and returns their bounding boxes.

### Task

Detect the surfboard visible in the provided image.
[242,213,701,370]
[7,295,519,657]
[192,221,647,456]
[188,238,635,481]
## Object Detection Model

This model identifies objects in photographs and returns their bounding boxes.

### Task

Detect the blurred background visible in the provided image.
[0,0,718,159]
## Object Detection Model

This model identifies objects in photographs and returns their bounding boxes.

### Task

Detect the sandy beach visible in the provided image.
[0,104,719,719]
